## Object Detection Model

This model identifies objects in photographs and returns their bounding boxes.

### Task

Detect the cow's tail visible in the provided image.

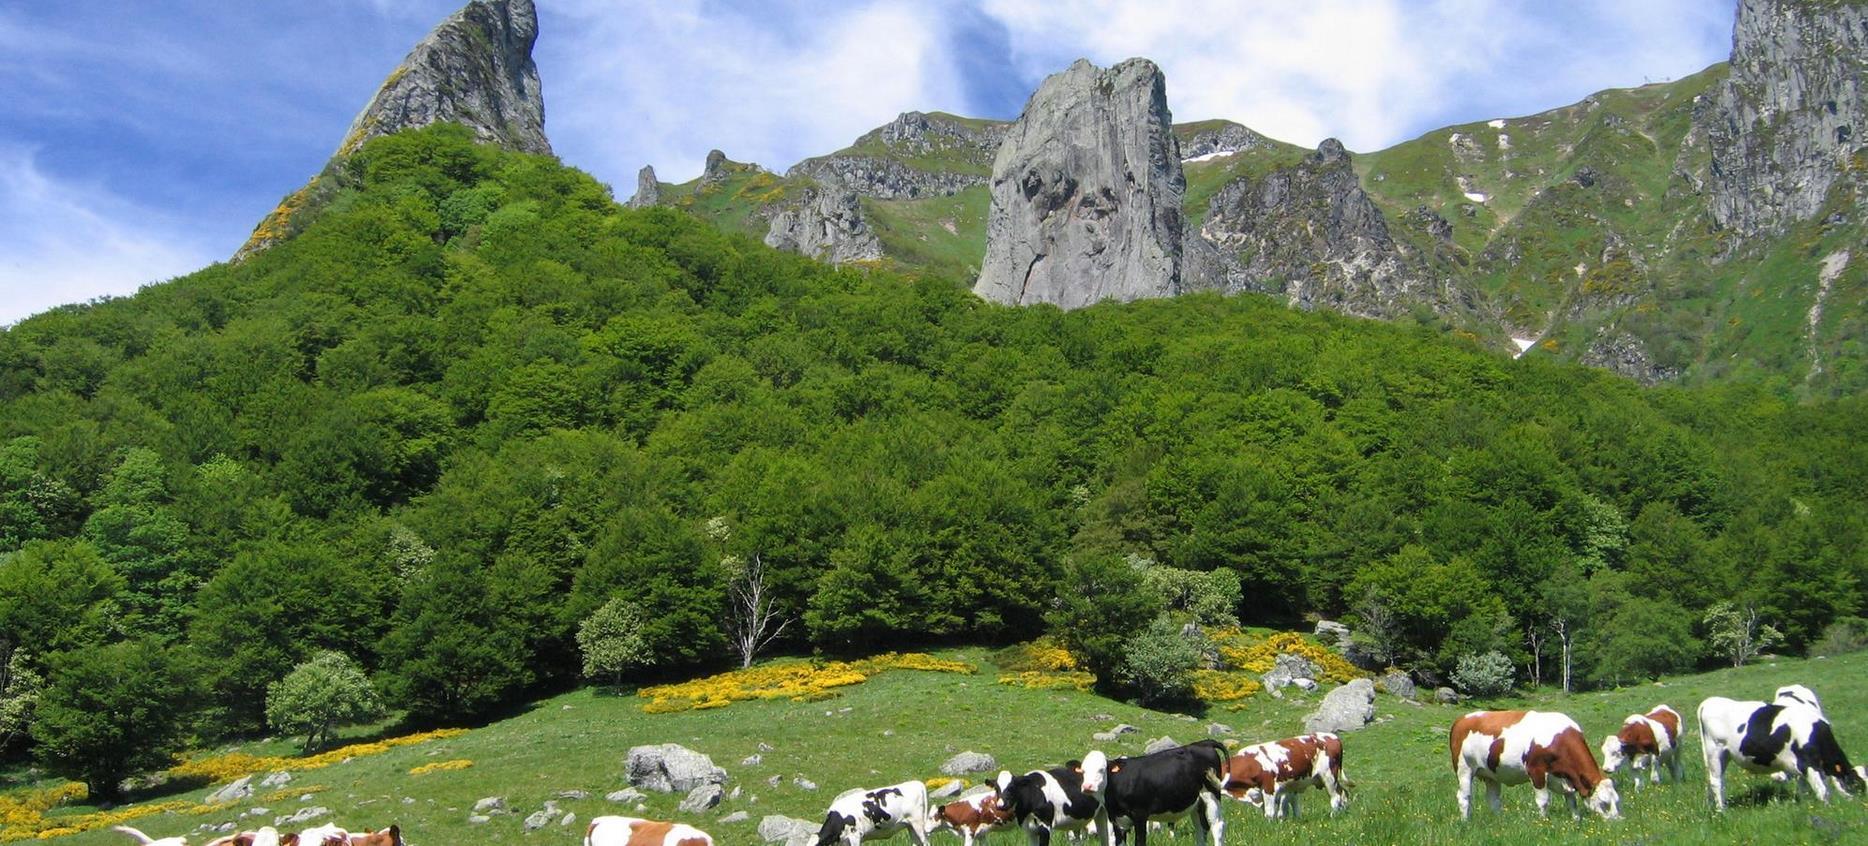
[1204,742,1227,794]
[1810,720,1865,792]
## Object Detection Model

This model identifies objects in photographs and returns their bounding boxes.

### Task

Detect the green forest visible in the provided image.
[2,125,1865,793]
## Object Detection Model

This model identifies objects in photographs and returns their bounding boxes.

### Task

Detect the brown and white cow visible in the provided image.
[585,816,714,846]
[1599,705,1683,789]
[1220,733,1349,819]
[204,829,300,846]
[342,828,401,846]
[931,791,1012,846]
[1451,710,1620,820]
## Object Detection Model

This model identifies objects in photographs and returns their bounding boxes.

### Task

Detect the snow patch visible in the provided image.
[1512,337,1537,359]
[1463,192,1489,203]
[1487,119,1507,129]
[1182,150,1237,164]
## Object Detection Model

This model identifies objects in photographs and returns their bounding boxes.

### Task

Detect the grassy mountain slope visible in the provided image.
[20,649,1868,845]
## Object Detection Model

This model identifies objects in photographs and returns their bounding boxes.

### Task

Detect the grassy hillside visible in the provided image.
[13,649,1868,845]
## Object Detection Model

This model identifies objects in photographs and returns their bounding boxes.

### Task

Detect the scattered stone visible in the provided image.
[792,777,818,791]
[759,814,818,846]
[1313,621,1352,647]
[742,754,764,767]
[217,823,236,833]
[1092,732,1119,742]
[1091,714,1115,722]
[259,771,293,788]
[246,807,269,817]
[1304,679,1377,734]
[680,784,725,813]
[1293,678,1320,692]
[767,775,782,788]
[1261,654,1323,695]
[561,812,577,827]
[940,752,998,776]
[556,790,590,801]
[720,811,750,824]
[605,789,644,804]
[627,744,728,793]
[402,797,416,805]
[1435,687,1461,705]
[205,776,255,805]
[1143,736,1180,754]
[1207,723,1233,737]
[758,742,775,752]
[1109,724,1139,736]
[298,794,314,802]
[274,806,330,827]
[1378,670,1417,700]
[929,780,964,799]
[524,809,553,832]
[474,797,507,815]
[468,815,491,825]
[730,786,742,800]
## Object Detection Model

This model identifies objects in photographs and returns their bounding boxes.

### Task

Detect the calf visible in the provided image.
[815,781,932,846]
[293,826,348,846]
[114,828,189,846]
[1079,740,1226,846]
[931,791,1011,846]
[993,763,1101,846]
[1450,710,1620,820]
[1221,733,1349,818]
[1599,705,1683,789]
[205,829,300,846]
[1698,695,1866,810]
[586,816,714,846]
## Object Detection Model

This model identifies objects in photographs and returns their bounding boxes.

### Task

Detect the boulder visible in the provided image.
[741,754,764,767]
[792,777,818,791]
[763,184,884,264]
[627,744,728,793]
[720,811,751,824]
[1303,678,1377,734]
[204,776,255,805]
[468,815,491,825]
[561,812,577,827]
[1292,678,1320,692]
[556,789,590,801]
[1143,736,1180,754]
[273,806,329,827]
[974,58,1186,309]
[1092,731,1121,742]
[523,809,553,831]
[259,771,292,789]
[1109,723,1139,736]
[1207,723,1233,737]
[760,814,818,846]
[680,784,725,813]
[1377,670,1417,700]
[929,780,965,799]
[1261,653,1323,694]
[605,789,644,804]
[940,752,998,776]
[1313,621,1352,648]
[1435,686,1461,705]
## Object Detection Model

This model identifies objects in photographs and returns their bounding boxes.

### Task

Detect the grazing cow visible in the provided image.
[342,828,401,846]
[586,816,714,846]
[205,829,299,846]
[1776,684,1823,714]
[1698,695,1867,810]
[1220,733,1349,818]
[993,763,1101,846]
[114,827,189,846]
[1450,710,1620,820]
[294,825,349,846]
[815,780,932,846]
[930,791,1012,846]
[1599,705,1684,789]
[1079,740,1227,846]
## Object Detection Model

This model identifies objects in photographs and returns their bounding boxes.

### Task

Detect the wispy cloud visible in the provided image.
[0,146,216,326]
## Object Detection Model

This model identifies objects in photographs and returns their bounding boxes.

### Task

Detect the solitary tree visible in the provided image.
[0,645,41,751]
[577,596,654,686]
[266,651,384,754]
[32,640,197,802]
[1704,601,1784,668]
[724,553,793,669]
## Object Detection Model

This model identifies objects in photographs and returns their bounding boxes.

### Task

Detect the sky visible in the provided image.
[0,0,1736,326]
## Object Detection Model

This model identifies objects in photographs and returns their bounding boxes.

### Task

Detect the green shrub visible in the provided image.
[266,650,384,754]
[1810,616,1868,658]
[1115,616,1205,707]
[1450,651,1516,697]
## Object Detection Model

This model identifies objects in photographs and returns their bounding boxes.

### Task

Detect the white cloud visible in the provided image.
[0,146,216,326]
[544,0,973,184]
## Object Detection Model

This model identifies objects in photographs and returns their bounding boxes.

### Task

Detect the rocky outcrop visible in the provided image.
[1189,139,1451,319]
[627,166,661,208]
[1580,329,1679,385]
[339,0,549,157]
[237,0,550,258]
[1708,0,1868,237]
[1178,121,1276,160]
[790,156,985,200]
[762,184,883,263]
[790,111,1008,199]
[626,744,727,793]
[1303,678,1377,734]
[974,58,1186,309]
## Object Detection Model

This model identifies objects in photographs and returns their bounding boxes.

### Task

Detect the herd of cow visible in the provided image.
[107,683,1864,846]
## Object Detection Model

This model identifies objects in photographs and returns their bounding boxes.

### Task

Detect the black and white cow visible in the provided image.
[1698,695,1867,810]
[1079,740,1226,846]
[992,763,1101,846]
[815,781,932,846]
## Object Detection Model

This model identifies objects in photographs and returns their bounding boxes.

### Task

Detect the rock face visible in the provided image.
[790,111,1008,199]
[763,185,884,263]
[974,58,1186,309]
[1179,121,1276,160]
[1260,653,1322,696]
[1580,329,1679,385]
[1188,139,1446,319]
[1708,0,1868,237]
[626,744,727,793]
[339,0,549,157]
[1303,678,1377,734]
[627,166,661,209]
[1377,669,1416,700]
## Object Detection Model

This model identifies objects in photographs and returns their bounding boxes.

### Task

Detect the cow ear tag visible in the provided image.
[1110,764,1122,773]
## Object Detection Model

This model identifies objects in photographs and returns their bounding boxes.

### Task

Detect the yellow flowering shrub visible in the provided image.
[169,728,468,786]
[1210,630,1365,683]
[409,759,474,776]
[924,777,968,791]
[638,653,974,714]
[996,670,1094,692]
[0,783,87,840]
[992,637,1081,672]
[1190,670,1262,702]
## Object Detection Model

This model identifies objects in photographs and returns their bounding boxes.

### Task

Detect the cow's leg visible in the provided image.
[1705,744,1728,811]
[1669,748,1685,785]
[910,822,931,846]
[1533,783,1551,818]
[1485,779,1501,814]
[1286,792,1300,819]
[1804,766,1831,803]
[1202,793,1224,846]
[962,831,976,846]
[1456,762,1474,820]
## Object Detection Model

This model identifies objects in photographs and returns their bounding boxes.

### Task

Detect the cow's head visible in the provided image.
[1587,778,1621,820]
[815,812,853,846]
[1598,735,1627,775]
[1079,750,1109,794]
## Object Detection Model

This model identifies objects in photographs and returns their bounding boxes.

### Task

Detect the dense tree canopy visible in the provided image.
[1,124,1865,760]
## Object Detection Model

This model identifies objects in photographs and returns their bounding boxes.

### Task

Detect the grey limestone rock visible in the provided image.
[939,752,999,776]
[1435,686,1462,705]
[720,811,751,824]
[468,815,491,825]
[205,776,254,805]
[274,806,330,827]
[1377,669,1417,700]
[792,776,818,791]
[259,771,292,789]
[1143,736,1180,754]
[1261,653,1323,695]
[741,754,763,767]
[975,58,1186,309]
[626,744,728,793]
[627,165,661,208]
[928,780,965,799]
[1207,723,1233,737]
[1178,121,1276,160]
[763,184,884,264]
[605,788,644,804]
[679,783,725,813]
[1580,329,1679,385]
[1303,678,1377,734]
[1708,0,1868,238]
[759,814,818,846]
[555,789,590,801]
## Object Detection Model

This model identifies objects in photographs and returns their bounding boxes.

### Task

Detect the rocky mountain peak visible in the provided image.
[974,57,1186,309]
[627,165,660,208]
[338,0,549,157]
[1708,0,1867,237]
[1314,137,1349,165]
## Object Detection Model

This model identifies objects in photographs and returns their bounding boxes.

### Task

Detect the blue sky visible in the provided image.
[0,0,1735,325]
